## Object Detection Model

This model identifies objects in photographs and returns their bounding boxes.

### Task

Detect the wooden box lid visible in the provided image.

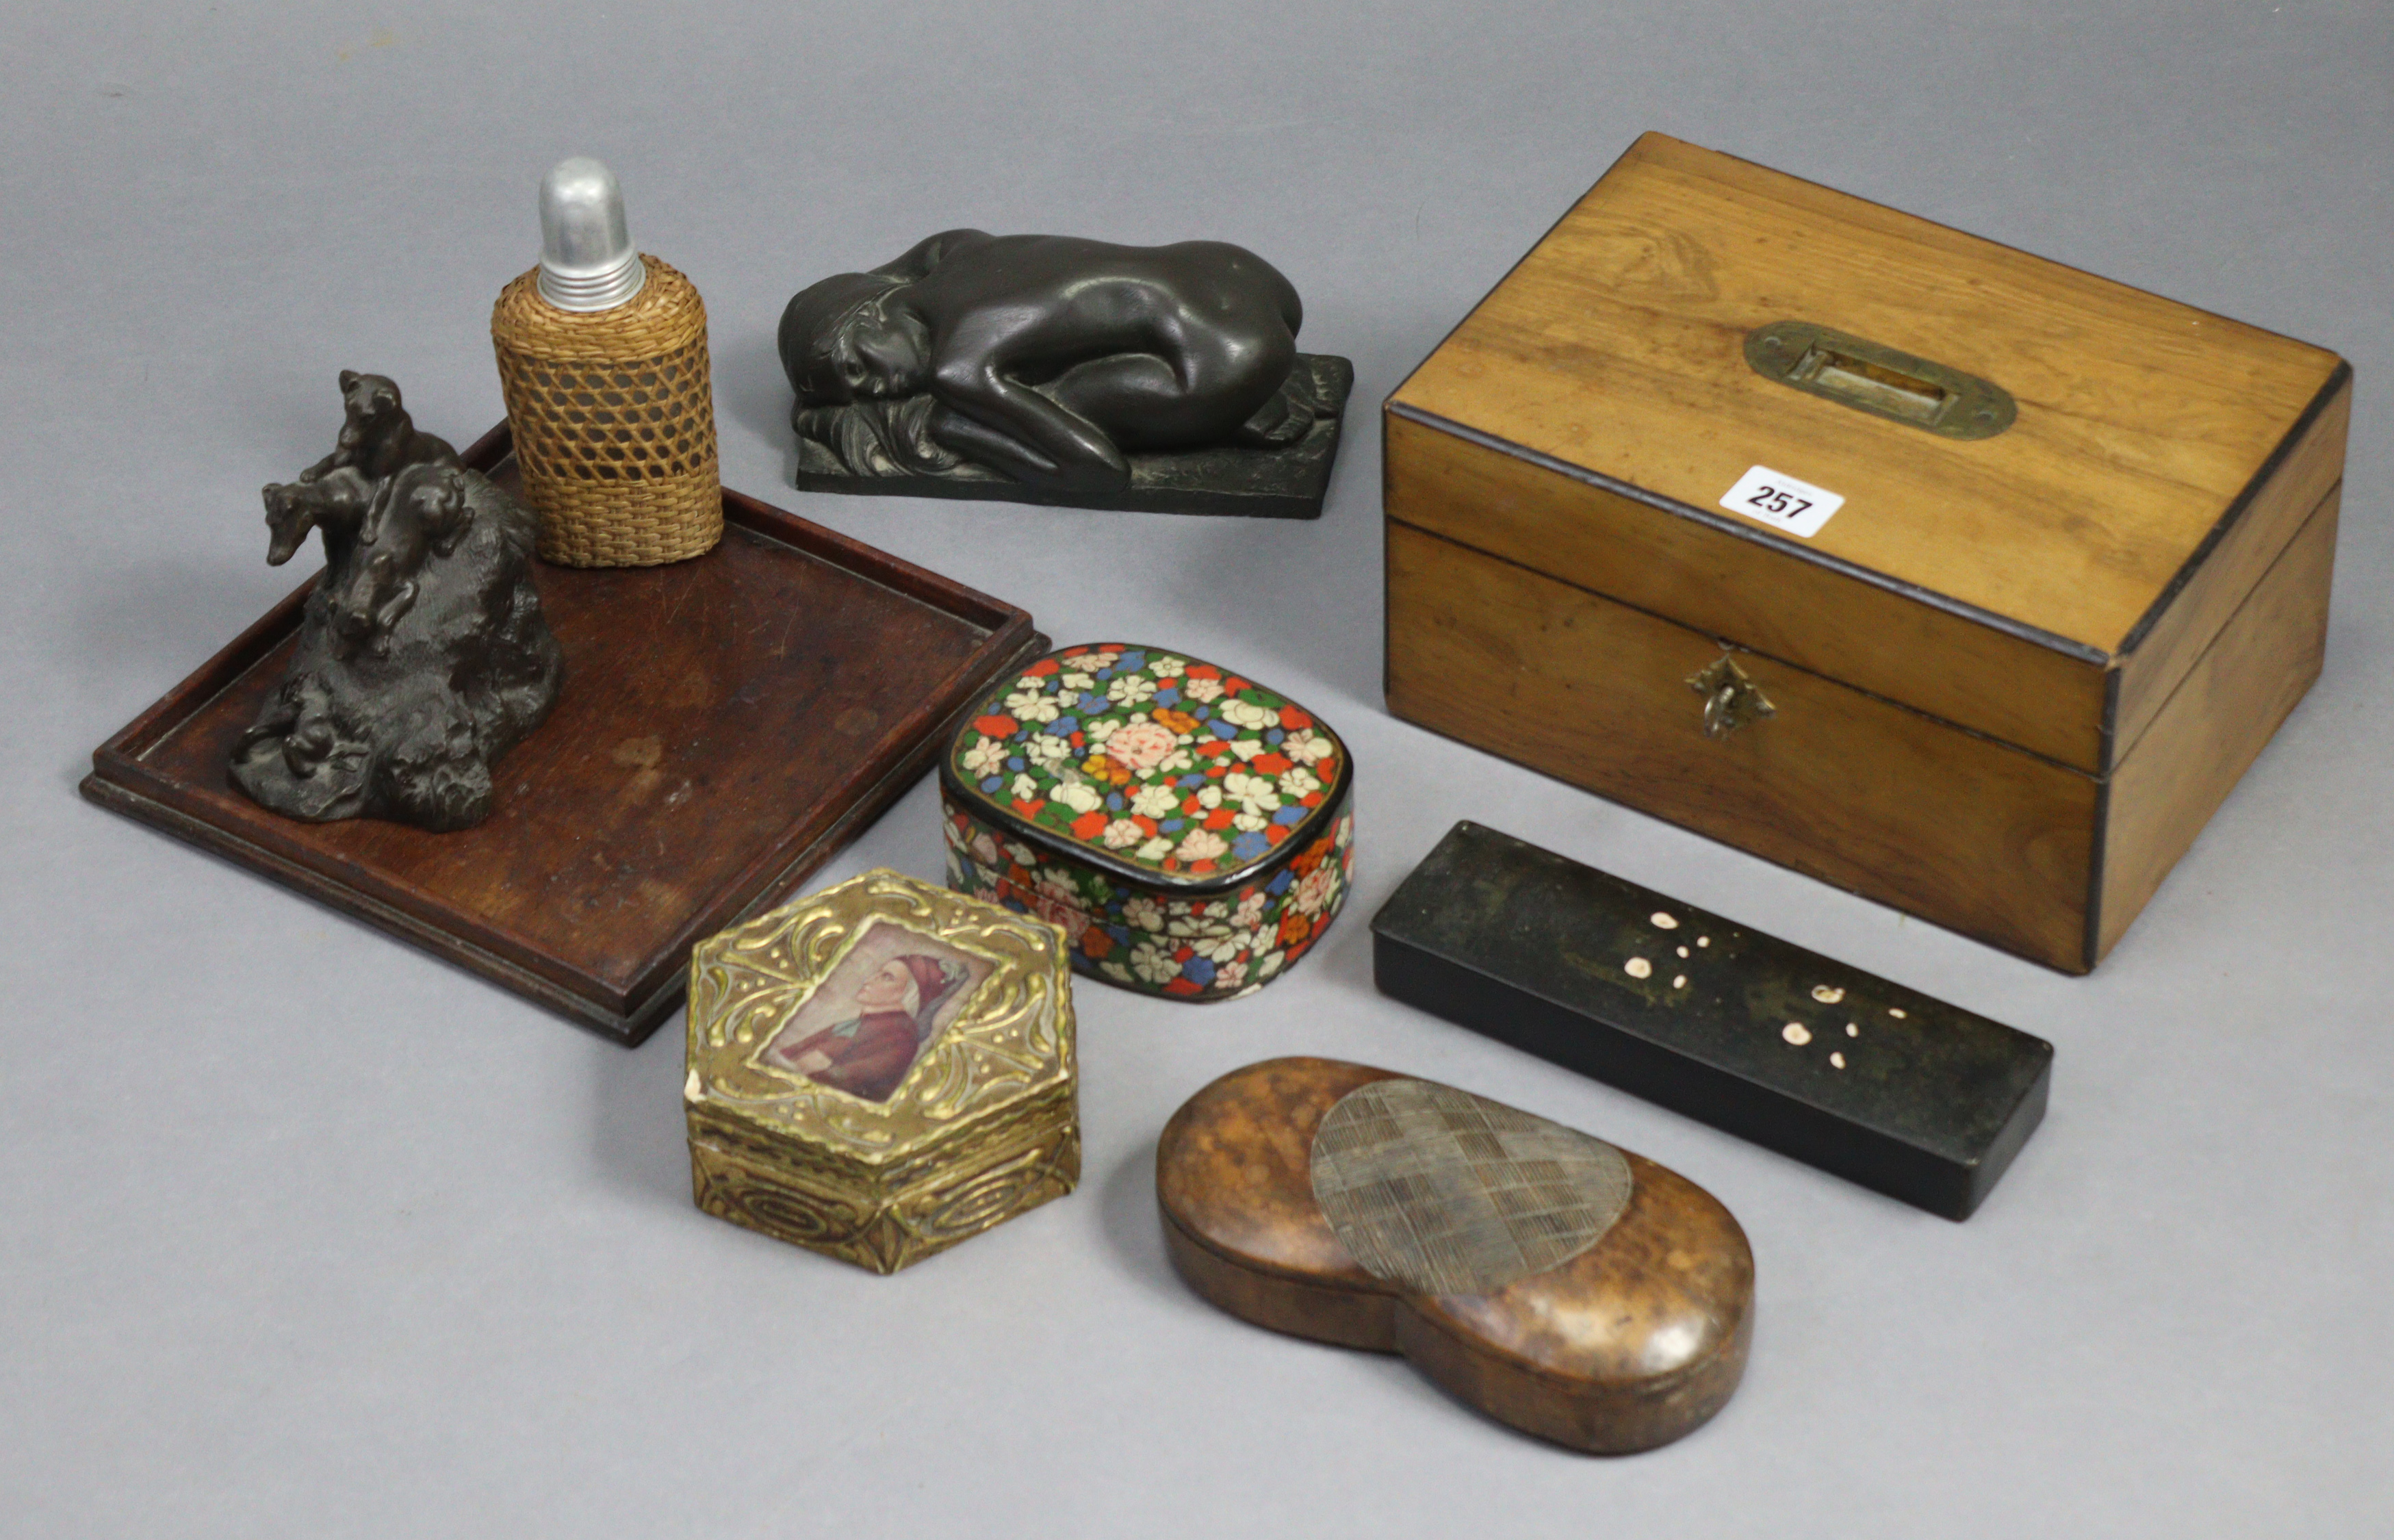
[1387,133,2348,773]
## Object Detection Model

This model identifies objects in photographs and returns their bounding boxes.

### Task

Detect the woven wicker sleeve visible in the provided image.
[491,256,722,567]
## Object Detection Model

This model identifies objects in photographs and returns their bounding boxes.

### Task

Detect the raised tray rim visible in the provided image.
[81,420,1045,1046]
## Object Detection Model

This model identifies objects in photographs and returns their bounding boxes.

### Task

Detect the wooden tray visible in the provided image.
[81,423,1045,1045]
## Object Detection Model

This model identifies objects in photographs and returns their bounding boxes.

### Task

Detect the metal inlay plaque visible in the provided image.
[1307,1078,1633,1296]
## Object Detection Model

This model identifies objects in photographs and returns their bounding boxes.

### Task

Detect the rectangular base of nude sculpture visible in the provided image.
[792,356,1352,519]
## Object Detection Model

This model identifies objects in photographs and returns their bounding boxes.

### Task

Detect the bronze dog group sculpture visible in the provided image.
[232,372,563,832]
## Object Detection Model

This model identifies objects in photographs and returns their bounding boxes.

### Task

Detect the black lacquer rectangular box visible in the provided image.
[1369,823,2053,1219]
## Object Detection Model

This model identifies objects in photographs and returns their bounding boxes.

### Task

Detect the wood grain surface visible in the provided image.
[2096,485,2339,959]
[1385,521,2100,968]
[1385,411,2114,770]
[2109,388,2348,768]
[1157,1057,1753,1454]
[1389,131,2345,656]
[81,422,1043,1043]
[1382,131,2347,973]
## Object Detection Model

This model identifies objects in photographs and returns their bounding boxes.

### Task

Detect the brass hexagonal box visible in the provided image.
[684,869,1079,1273]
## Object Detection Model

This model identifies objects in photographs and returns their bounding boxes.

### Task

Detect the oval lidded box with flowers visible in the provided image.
[939,643,1354,1001]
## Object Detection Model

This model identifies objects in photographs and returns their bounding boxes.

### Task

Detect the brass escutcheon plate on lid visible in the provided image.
[1745,320,2017,440]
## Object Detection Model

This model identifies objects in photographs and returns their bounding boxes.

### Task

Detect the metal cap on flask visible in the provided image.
[536,157,647,311]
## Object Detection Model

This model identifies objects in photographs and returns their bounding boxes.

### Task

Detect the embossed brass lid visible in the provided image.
[684,869,1080,1273]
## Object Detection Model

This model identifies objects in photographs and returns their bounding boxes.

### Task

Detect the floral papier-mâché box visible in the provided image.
[684,870,1079,1274]
[938,642,1354,1001]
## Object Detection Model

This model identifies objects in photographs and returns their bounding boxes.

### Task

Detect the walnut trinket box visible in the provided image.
[1385,132,2349,972]
[940,643,1354,1001]
[1159,1058,1754,1453]
[684,870,1079,1273]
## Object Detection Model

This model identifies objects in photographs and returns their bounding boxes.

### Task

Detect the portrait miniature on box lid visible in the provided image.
[756,929,983,1103]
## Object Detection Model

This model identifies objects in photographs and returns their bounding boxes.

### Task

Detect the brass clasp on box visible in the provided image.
[1687,654,1775,740]
[1745,321,2016,440]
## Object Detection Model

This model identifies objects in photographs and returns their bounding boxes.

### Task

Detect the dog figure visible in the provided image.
[231,375,563,832]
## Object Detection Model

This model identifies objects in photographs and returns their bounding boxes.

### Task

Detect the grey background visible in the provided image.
[4,1,2388,1534]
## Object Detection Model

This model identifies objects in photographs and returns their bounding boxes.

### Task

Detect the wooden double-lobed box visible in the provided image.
[1385,133,2349,973]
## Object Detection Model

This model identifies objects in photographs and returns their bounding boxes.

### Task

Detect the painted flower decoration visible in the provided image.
[947,643,1344,884]
[1219,696,1278,730]
[1177,827,1230,863]
[1005,688,1061,723]
[1283,728,1333,766]
[1131,942,1179,985]
[943,800,1354,1005]
[1222,770,1281,816]
[1194,932,1246,963]
[1105,719,1179,773]
[1015,886,1088,940]
[1294,860,1339,915]
[1106,673,1158,707]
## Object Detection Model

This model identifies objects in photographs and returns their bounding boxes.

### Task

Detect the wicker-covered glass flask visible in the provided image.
[490,157,721,567]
